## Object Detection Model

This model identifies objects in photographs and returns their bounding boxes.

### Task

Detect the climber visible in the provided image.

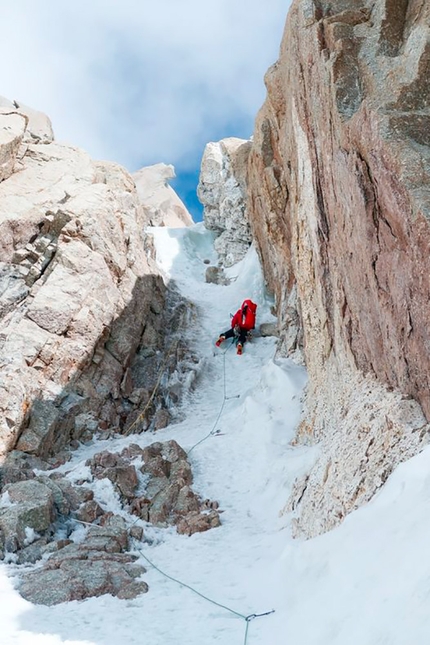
[215,299,257,355]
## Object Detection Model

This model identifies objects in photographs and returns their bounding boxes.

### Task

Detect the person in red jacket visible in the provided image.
[215,299,257,355]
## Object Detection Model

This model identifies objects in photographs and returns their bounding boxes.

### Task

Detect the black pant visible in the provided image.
[222,327,248,345]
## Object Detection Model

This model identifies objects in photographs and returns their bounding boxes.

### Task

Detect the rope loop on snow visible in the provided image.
[246,610,275,622]
[136,546,274,645]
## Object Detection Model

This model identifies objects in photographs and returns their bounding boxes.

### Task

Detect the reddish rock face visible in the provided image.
[248,0,430,535]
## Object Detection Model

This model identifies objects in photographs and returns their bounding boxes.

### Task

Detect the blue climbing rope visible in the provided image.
[137,546,275,644]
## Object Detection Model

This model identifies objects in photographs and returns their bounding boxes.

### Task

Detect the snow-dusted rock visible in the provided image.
[12,100,54,144]
[176,510,221,536]
[0,480,55,551]
[133,162,194,227]
[198,137,252,267]
[205,265,230,285]
[19,514,148,605]
[117,440,222,531]
[88,450,139,499]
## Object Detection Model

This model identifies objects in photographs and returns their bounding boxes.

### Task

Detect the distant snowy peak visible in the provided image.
[133,163,194,228]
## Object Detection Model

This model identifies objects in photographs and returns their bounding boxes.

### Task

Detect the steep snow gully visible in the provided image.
[1,223,430,644]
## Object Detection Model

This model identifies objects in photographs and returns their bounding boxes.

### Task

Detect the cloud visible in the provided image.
[1,0,290,173]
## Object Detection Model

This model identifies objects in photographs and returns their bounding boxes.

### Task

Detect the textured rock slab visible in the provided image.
[0,480,55,550]
[0,263,29,318]
[13,100,54,144]
[19,558,148,605]
[17,513,147,605]
[198,138,252,266]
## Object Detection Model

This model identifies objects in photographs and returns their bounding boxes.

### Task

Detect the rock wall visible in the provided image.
[198,137,252,267]
[0,100,196,463]
[247,0,430,537]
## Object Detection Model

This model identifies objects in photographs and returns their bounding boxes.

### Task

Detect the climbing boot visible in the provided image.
[215,335,225,347]
[236,343,243,355]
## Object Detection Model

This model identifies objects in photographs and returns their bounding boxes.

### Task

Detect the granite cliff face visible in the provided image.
[0,97,196,463]
[247,0,430,536]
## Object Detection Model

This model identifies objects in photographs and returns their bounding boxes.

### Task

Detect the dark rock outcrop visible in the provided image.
[0,438,220,604]
[90,440,222,534]
[19,515,148,605]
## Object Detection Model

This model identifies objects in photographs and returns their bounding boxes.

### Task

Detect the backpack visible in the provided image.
[240,299,257,330]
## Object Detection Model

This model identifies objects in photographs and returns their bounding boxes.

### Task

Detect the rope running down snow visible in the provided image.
[136,339,274,642]
[77,336,274,643]
[137,547,275,645]
[187,339,238,454]
[127,332,238,449]
[74,517,274,642]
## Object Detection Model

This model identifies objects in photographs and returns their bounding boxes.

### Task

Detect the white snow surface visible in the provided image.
[1,222,430,644]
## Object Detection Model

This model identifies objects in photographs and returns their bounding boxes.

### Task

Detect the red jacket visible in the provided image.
[231,299,257,331]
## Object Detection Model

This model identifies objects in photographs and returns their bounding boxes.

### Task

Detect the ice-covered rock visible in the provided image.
[198,137,252,267]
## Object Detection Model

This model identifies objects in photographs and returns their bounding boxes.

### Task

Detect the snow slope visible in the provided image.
[1,222,430,645]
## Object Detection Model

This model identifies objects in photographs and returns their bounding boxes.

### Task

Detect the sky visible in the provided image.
[1,1,291,220]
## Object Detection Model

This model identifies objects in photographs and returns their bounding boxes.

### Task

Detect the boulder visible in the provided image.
[205,265,230,285]
[259,322,279,337]
[0,450,46,487]
[0,480,55,551]
[19,558,148,605]
[18,513,147,604]
[177,511,222,536]
[87,451,139,499]
[74,500,104,524]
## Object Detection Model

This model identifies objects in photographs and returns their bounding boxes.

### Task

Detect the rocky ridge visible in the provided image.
[0,97,199,465]
[0,95,222,604]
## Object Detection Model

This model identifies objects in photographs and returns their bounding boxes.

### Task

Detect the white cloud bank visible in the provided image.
[1,0,290,171]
